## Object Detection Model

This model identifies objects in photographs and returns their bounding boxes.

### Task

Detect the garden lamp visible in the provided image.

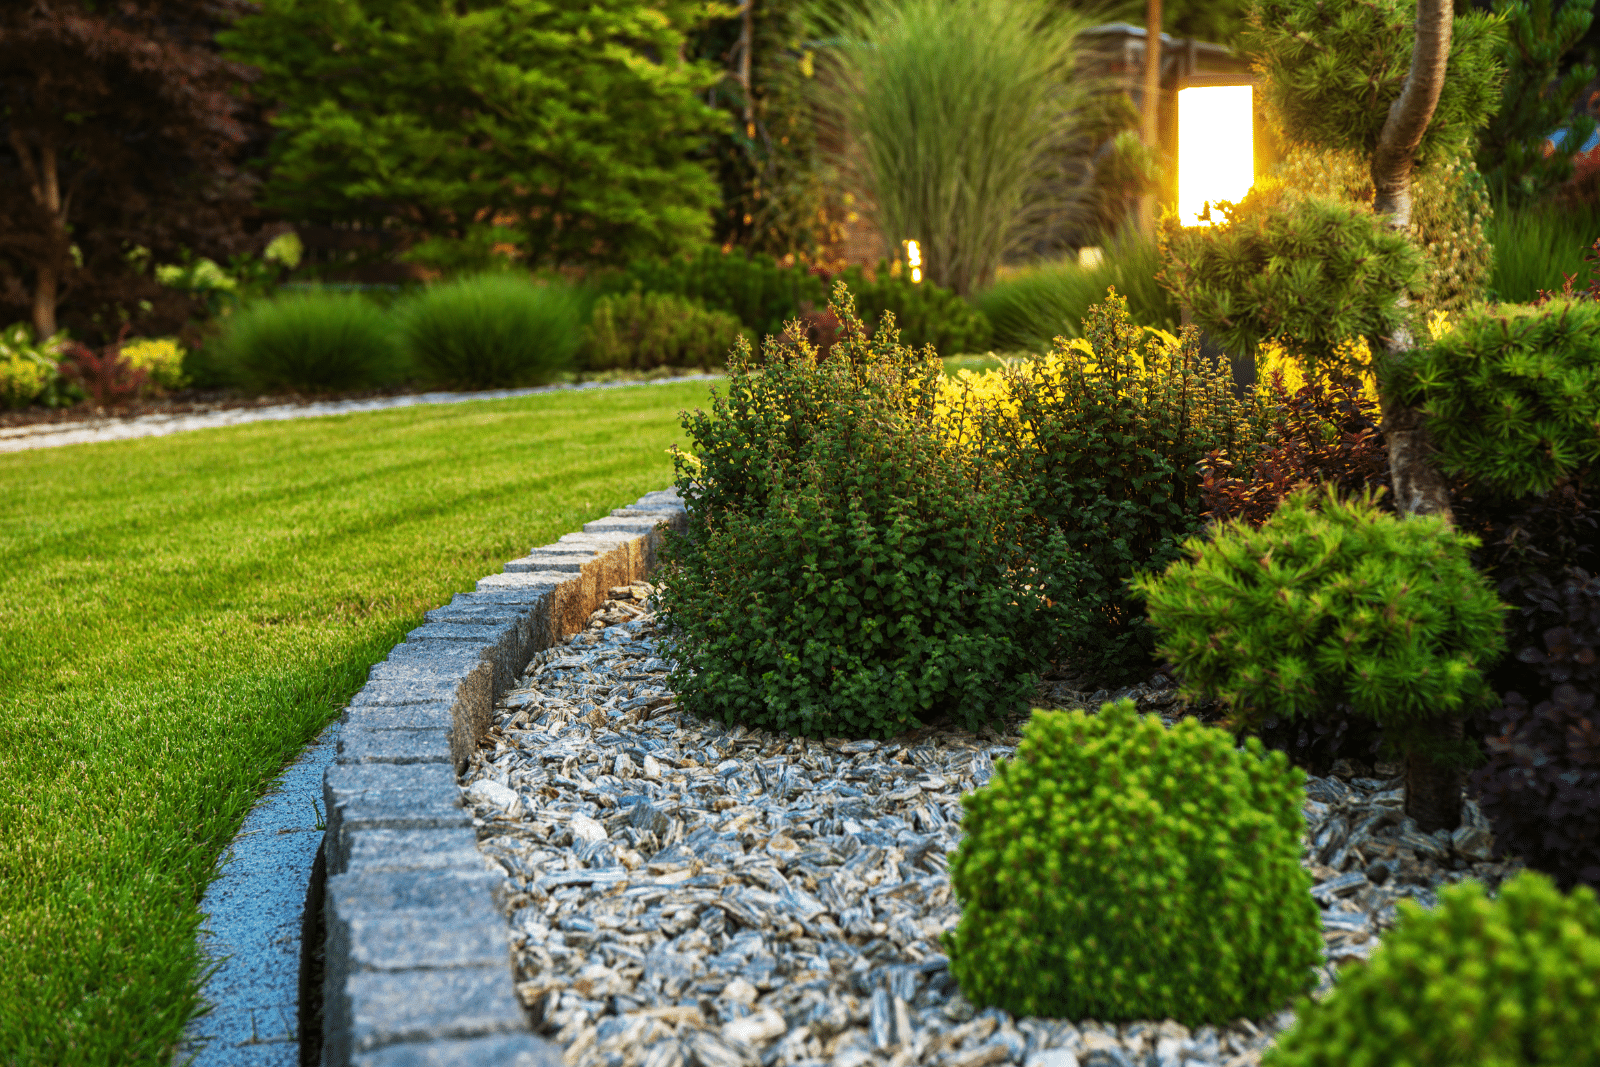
[1176,75,1254,226]
[904,239,923,284]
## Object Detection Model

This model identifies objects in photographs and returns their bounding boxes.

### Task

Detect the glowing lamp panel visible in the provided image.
[1177,85,1254,226]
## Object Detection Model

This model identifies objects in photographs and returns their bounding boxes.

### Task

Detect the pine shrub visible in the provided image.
[946,699,1323,1025]
[1133,486,1507,769]
[1264,870,1600,1067]
[1393,297,1600,498]
[655,285,1061,738]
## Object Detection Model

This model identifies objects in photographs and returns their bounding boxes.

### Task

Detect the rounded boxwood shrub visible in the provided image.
[656,284,1064,739]
[215,290,404,394]
[400,273,582,388]
[1264,870,1600,1067]
[945,698,1323,1025]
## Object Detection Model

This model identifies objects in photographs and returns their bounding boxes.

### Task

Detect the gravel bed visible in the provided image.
[460,587,1525,1067]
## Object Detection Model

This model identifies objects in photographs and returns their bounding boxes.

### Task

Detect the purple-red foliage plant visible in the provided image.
[59,325,147,408]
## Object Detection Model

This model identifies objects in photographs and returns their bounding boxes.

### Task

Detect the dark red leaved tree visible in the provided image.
[0,0,265,344]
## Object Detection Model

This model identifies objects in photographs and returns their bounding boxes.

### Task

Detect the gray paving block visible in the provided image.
[349,679,467,709]
[324,764,470,876]
[404,620,524,649]
[475,570,575,591]
[342,827,487,875]
[384,640,518,696]
[353,1034,560,1067]
[328,868,502,917]
[325,966,530,1066]
[363,658,491,743]
[336,729,453,766]
[503,554,585,574]
[331,909,509,974]
[340,703,455,732]
[582,515,669,536]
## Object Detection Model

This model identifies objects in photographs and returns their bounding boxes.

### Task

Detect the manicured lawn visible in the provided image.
[0,381,713,1066]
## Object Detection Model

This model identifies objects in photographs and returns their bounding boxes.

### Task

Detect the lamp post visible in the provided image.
[1175,73,1257,394]
[1176,74,1255,227]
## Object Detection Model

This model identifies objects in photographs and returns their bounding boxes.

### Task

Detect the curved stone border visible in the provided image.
[320,488,687,1067]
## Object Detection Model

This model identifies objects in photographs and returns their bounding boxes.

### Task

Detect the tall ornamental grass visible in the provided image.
[214,290,406,393]
[1487,199,1600,303]
[975,233,1180,353]
[812,0,1102,297]
[399,273,584,388]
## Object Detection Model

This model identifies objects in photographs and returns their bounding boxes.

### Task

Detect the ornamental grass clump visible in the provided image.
[1132,486,1507,830]
[1264,870,1600,1067]
[400,273,583,389]
[656,284,1064,739]
[215,290,405,393]
[946,699,1323,1026]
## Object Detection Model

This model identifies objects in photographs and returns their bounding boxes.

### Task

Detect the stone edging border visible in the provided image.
[319,487,688,1067]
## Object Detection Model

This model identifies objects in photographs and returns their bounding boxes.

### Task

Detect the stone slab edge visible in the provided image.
[319,488,686,1067]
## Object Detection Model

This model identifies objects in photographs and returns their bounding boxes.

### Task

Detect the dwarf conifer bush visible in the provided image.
[1393,298,1600,498]
[1159,187,1428,374]
[1133,487,1507,763]
[976,292,1263,684]
[1264,870,1600,1067]
[945,699,1322,1025]
[656,286,1062,738]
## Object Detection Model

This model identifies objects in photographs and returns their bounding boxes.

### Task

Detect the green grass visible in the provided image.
[0,381,713,1065]
[1487,199,1600,304]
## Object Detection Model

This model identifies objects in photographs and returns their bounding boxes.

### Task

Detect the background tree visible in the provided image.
[1473,0,1597,209]
[0,0,261,343]
[690,0,848,260]
[220,0,730,272]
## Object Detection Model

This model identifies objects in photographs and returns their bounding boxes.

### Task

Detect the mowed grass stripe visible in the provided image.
[0,381,713,1066]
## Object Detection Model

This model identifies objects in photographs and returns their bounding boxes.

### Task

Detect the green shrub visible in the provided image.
[656,284,1061,738]
[400,274,582,389]
[215,290,405,394]
[580,292,747,372]
[1264,870,1600,1067]
[1131,486,1507,762]
[1269,145,1493,318]
[599,246,824,341]
[1486,200,1600,304]
[120,337,188,392]
[978,292,1261,685]
[0,323,72,409]
[945,698,1323,1025]
[1159,186,1428,374]
[1395,298,1600,498]
[834,263,992,355]
[976,232,1179,353]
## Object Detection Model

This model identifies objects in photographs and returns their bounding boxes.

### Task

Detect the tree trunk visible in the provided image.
[1404,716,1465,833]
[737,0,755,132]
[10,129,67,340]
[1138,0,1163,237]
[1372,0,1464,830]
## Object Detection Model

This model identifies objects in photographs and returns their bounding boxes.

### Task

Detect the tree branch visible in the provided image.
[1371,0,1452,229]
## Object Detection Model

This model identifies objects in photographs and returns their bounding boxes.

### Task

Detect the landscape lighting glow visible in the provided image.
[904,239,922,283]
[1176,84,1254,227]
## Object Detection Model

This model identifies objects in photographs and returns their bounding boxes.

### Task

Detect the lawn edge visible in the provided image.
[316,488,686,1067]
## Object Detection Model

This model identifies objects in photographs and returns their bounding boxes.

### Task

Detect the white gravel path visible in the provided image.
[0,374,723,453]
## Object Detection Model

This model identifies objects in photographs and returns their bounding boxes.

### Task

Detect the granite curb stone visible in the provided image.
[319,487,687,1066]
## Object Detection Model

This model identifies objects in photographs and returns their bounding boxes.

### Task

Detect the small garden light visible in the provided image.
[904,239,923,283]
[1176,76,1254,226]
